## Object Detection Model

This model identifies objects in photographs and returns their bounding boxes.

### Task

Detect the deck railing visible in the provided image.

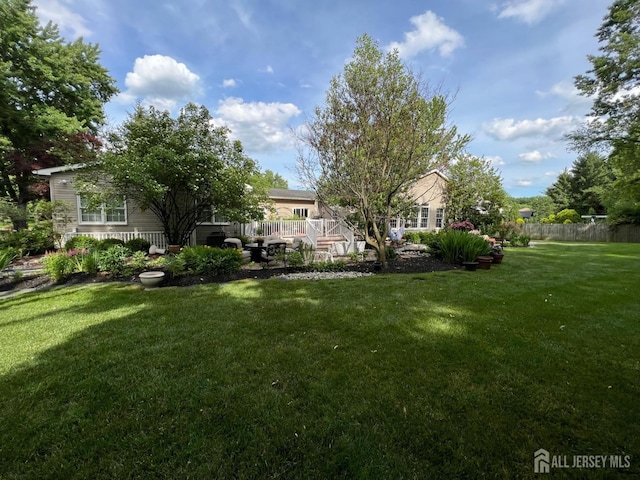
[63,230,168,249]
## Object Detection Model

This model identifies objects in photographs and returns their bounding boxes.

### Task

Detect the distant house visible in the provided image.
[519,208,535,220]
[34,164,320,248]
[389,170,448,231]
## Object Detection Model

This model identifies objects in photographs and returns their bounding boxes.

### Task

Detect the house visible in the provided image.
[34,164,320,248]
[34,165,448,250]
[390,170,448,231]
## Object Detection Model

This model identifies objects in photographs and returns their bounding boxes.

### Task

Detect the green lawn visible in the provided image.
[1,242,638,478]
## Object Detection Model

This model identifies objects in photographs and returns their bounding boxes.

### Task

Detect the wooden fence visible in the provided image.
[523,223,640,243]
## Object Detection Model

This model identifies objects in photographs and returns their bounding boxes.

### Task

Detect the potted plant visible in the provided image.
[490,244,504,264]
[255,227,264,246]
[460,233,491,271]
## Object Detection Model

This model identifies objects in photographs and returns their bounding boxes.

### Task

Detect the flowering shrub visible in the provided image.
[41,251,76,282]
[449,220,475,231]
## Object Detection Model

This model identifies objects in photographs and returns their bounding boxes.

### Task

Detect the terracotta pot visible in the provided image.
[491,253,504,264]
[476,256,493,269]
[167,245,182,254]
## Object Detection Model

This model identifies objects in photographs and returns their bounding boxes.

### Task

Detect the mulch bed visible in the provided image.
[0,253,456,294]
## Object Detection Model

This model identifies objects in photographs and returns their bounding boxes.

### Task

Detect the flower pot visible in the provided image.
[373,261,382,271]
[167,245,182,254]
[463,261,479,271]
[139,271,165,289]
[476,256,493,270]
[491,253,504,264]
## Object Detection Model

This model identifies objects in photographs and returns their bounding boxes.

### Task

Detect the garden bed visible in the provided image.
[0,253,456,293]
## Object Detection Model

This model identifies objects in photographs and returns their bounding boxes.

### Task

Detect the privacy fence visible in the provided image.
[523,223,640,243]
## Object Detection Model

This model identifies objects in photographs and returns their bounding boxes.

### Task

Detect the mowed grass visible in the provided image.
[0,242,638,479]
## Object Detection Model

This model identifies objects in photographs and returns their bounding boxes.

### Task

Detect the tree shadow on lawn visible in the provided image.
[0,268,638,479]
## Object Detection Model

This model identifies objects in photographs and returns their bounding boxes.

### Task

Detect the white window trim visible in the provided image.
[419,204,430,229]
[197,205,230,226]
[292,207,309,219]
[435,208,445,229]
[77,195,128,225]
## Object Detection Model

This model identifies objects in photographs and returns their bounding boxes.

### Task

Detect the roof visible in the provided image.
[268,188,316,201]
[33,163,85,176]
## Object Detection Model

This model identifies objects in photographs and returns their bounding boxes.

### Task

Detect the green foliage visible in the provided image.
[496,221,521,240]
[385,246,397,260]
[434,230,491,264]
[98,245,131,277]
[125,238,151,253]
[0,0,117,216]
[41,252,76,282]
[0,224,55,256]
[297,33,469,267]
[178,246,242,275]
[80,250,100,275]
[161,255,186,278]
[555,209,582,224]
[286,251,305,268]
[0,248,16,272]
[95,238,126,251]
[404,232,421,243]
[443,155,507,229]
[78,103,266,246]
[508,234,531,247]
[64,235,98,251]
[419,231,439,249]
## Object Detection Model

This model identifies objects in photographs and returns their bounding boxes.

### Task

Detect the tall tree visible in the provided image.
[256,169,289,190]
[0,0,117,227]
[570,0,640,223]
[296,34,468,267]
[443,155,507,231]
[78,103,267,246]
[546,168,574,212]
[570,152,614,214]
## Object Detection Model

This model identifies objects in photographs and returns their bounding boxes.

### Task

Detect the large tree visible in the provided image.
[443,155,507,231]
[0,0,117,228]
[296,34,469,266]
[78,103,267,246]
[570,0,640,223]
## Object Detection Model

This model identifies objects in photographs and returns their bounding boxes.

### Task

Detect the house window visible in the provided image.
[405,217,418,229]
[198,206,229,225]
[78,196,127,225]
[293,208,309,218]
[435,208,445,229]
[419,205,430,229]
[389,218,399,229]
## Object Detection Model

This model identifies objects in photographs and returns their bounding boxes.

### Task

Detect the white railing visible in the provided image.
[63,230,168,249]
[242,218,357,250]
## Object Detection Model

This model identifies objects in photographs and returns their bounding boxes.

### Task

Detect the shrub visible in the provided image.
[0,248,17,272]
[434,229,491,264]
[42,251,76,282]
[80,250,100,274]
[555,209,581,224]
[129,251,148,273]
[98,245,132,277]
[404,232,421,244]
[286,251,305,268]
[65,235,98,251]
[418,231,438,248]
[95,238,126,251]
[162,254,186,277]
[385,246,397,259]
[496,221,521,240]
[509,234,531,247]
[178,246,242,275]
[125,238,152,253]
[0,225,55,256]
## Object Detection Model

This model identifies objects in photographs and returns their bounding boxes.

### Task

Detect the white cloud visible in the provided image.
[118,55,201,110]
[516,179,533,187]
[387,11,464,58]
[212,97,301,152]
[32,0,91,38]
[544,171,557,177]
[518,150,555,163]
[482,115,582,141]
[222,79,238,88]
[497,0,563,24]
[262,65,274,74]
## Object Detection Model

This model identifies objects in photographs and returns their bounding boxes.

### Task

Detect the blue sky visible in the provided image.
[33,0,611,197]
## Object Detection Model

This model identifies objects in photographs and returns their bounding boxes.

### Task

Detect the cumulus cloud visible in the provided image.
[496,0,563,24]
[515,179,533,187]
[387,11,464,58]
[518,150,555,163]
[212,97,301,152]
[482,115,582,141]
[117,55,201,110]
[32,0,91,38]
[222,79,238,88]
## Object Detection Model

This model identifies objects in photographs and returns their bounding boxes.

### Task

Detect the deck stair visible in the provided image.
[316,235,347,252]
